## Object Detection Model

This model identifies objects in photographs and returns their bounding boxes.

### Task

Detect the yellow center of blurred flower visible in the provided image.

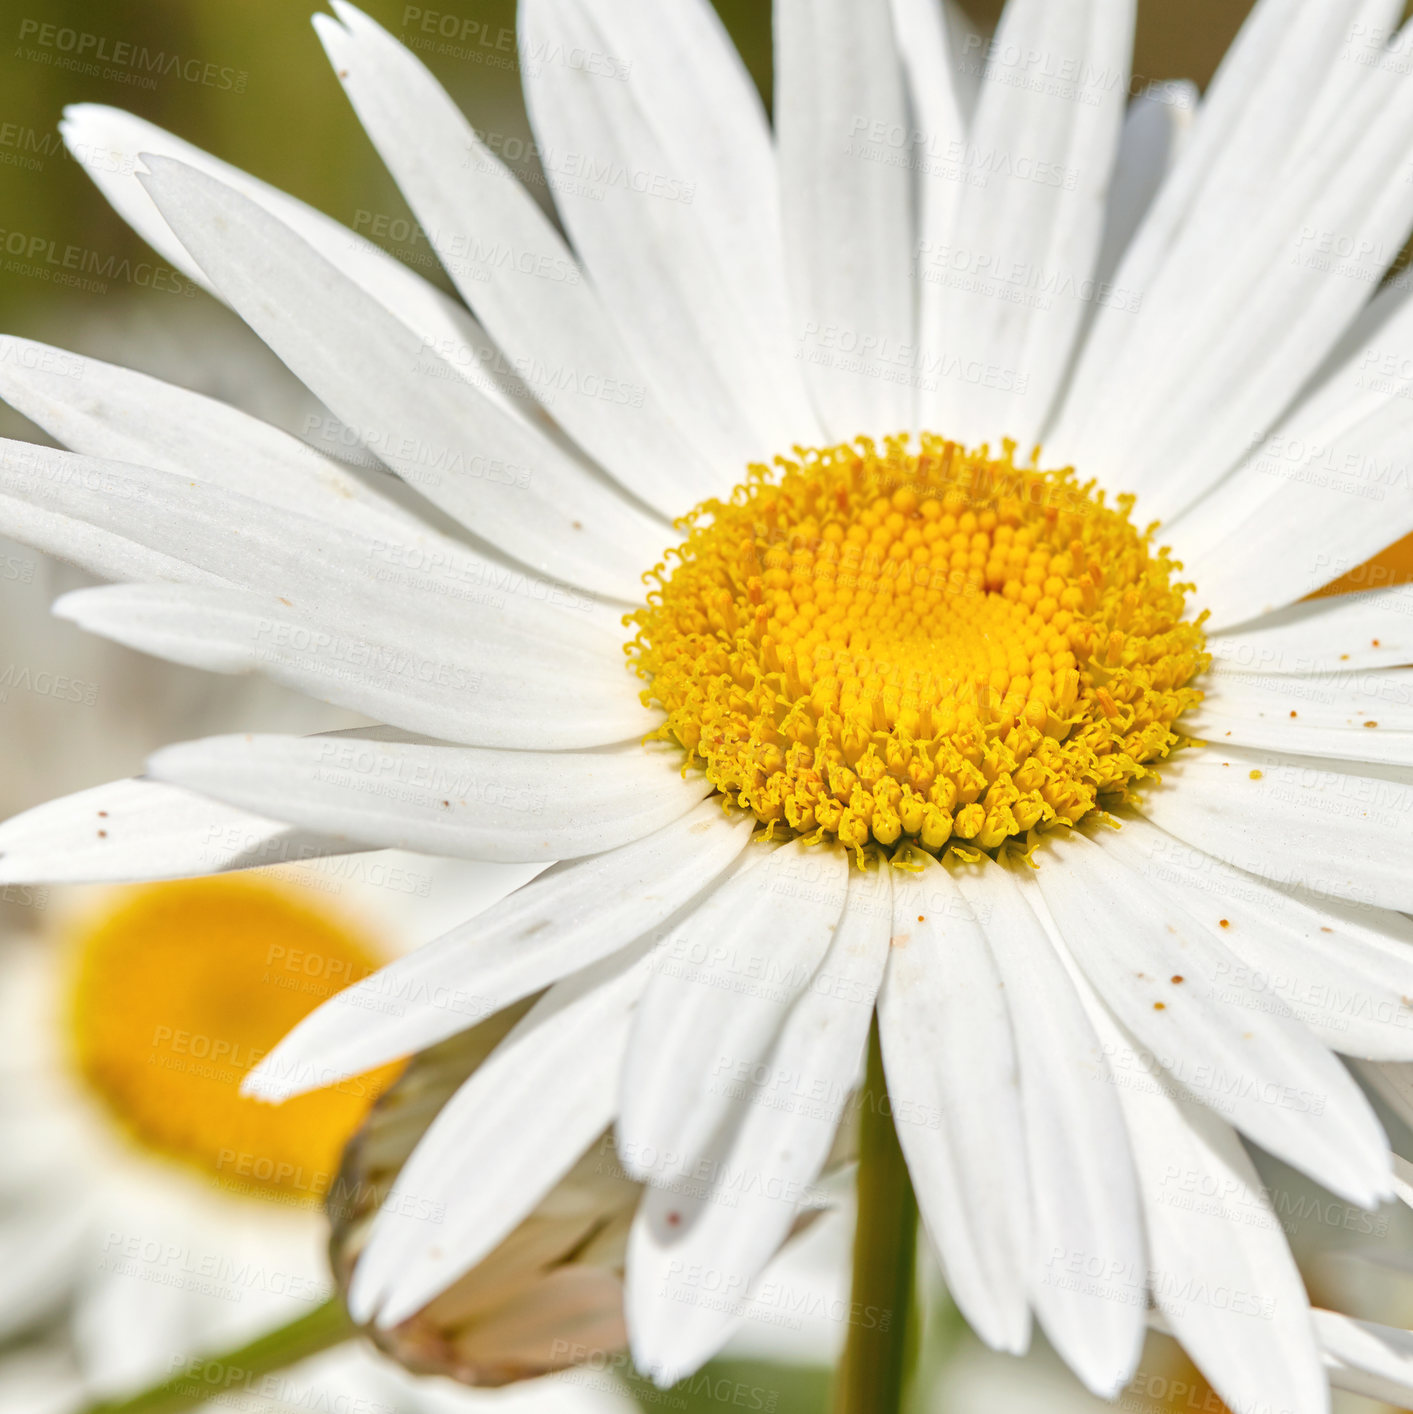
[67,876,399,1203]
[629,434,1208,857]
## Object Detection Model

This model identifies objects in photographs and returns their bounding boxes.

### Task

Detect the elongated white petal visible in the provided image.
[1188,668,1413,766]
[1093,84,1196,294]
[1172,203,1413,606]
[1065,956,1329,1414]
[928,0,1134,448]
[890,0,966,385]
[350,943,650,1328]
[1053,0,1377,472]
[1315,1310,1413,1406]
[147,734,712,863]
[1208,589,1413,675]
[1107,813,1413,1060]
[878,856,1030,1354]
[571,0,819,448]
[59,103,524,416]
[1179,385,1413,631]
[0,441,623,660]
[1137,746,1413,914]
[0,440,226,588]
[1126,42,1413,523]
[618,839,848,1178]
[1352,1060,1413,1133]
[245,800,753,1101]
[957,858,1145,1396]
[137,154,666,601]
[55,582,651,751]
[518,0,787,465]
[625,861,891,1384]
[775,0,913,439]
[0,778,356,884]
[0,337,422,540]
[313,4,725,516]
[1035,829,1391,1206]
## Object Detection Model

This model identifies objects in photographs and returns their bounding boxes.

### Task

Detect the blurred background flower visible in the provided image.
[3,1,1413,1412]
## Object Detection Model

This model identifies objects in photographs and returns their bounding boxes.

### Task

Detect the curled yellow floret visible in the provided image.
[628,433,1208,859]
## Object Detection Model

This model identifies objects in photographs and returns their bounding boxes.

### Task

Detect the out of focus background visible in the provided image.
[5,2,1413,1413]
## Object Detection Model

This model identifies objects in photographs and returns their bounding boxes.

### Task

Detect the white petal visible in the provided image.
[1069,967,1330,1414]
[1207,589,1413,675]
[1053,0,1301,454]
[1064,80,1195,377]
[1053,0,1387,479]
[1092,84,1196,295]
[956,857,1145,1396]
[136,154,667,601]
[1177,349,1413,629]
[0,439,226,588]
[1189,668,1413,766]
[1137,745,1413,914]
[1125,40,1413,523]
[0,440,624,660]
[1108,812,1413,1060]
[1034,828,1391,1206]
[0,336,420,539]
[54,582,652,750]
[1315,1310,1413,1406]
[59,103,525,416]
[927,0,1134,449]
[775,0,914,438]
[147,733,713,863]
[312,4,726,516]
[571,0,820,447]
[618,839,849,1178]
[0,778,357,884]
[518,0,793,464]
[878,856,1030,1354]
[890,0,966,389]
[624,860,891,1384]
[351,943,650,1328]
[1352,1060,1413,1133]
[244,800,753,1101]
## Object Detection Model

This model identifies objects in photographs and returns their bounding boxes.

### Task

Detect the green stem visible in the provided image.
[832,1016,919,1414]
[77,1297,356,1414]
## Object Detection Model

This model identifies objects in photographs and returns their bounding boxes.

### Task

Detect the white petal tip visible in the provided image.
[344,1272,382,1327]
[370,1283,430,1331]
[311,12,345,44]
[237,1068,294,1104]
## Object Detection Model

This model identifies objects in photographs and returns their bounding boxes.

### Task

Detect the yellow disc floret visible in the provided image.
[67,876,400,1202]
[629,434,1207,858]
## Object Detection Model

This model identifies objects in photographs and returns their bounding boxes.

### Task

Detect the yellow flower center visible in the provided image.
[629,434,1207,857]
[67,876,399,1202]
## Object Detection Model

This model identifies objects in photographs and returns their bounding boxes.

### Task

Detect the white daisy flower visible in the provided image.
[0,858,582,1406]
[6,0,1413,1409]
